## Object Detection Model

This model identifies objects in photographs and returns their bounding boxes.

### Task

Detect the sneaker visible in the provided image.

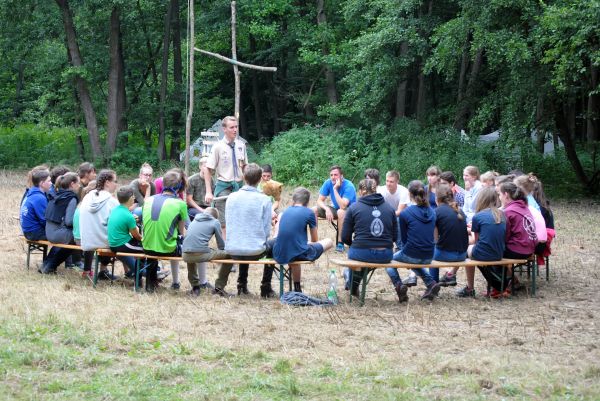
[402,275,417,287]
[157,270,170,281]
[124,271,136,280]
[260,286,276,298]
[212,287,230,297]
[97,270,118,281]
[439,272,457,287]
[456,286,476,298]
[191,286,201,296]
[237,284,251,296]
[171,282,181,290]
[394,282,409,303]
[41,264,57,275]
[489,288,510,299]
[82,270,94,279]
[231,265,237,273]
[421,282,441,300]
[66,262,84,272]
[335,243,345,253]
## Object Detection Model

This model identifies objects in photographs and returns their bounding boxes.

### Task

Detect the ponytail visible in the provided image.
[95,170,116,195]
[408,180,429,207]
[436,184,463,220]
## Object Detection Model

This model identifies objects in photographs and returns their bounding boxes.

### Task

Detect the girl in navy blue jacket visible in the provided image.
[387,180,441,302]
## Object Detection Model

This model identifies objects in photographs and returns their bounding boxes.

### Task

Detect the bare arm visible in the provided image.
[186,193,205,212]
[309,226,318,243]
[202,166,214,203]
[129,227,142,241]
[396,203,407,216]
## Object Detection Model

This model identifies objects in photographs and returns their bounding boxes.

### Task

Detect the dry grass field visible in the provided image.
[1,169,599,400]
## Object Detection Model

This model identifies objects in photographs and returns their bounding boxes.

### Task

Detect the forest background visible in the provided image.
[0,0,599,196]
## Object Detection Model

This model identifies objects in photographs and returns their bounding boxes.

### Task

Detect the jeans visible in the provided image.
[431,248,467,282]
[347,247,393,290]
[395,217,403,250]
[387,250,435,287]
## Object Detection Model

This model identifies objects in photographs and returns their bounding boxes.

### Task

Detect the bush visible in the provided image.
[258,120,579,197]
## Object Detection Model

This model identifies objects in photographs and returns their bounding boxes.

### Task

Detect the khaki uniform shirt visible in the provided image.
[206,138,248,182]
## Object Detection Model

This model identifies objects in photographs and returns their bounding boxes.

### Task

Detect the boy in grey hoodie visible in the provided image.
[182,207,228,296]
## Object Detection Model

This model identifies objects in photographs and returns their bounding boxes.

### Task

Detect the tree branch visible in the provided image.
[195,48,277,72]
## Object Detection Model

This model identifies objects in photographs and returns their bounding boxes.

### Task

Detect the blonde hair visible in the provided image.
[358,178,377,196]
[475,187,504,224]
[480,170,499,185]
[514,173,538,194]
[463,165,480,179]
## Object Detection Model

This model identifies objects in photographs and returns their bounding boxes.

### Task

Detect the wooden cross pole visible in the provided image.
[195,1,276,121]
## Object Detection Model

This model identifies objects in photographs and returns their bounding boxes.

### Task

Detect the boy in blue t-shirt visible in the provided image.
[312,165,356,253]
[275,187,333,292]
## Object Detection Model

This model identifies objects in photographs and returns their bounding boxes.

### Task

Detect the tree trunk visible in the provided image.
[170,0,183,160]
[395,41,409,118]
[587,64,599,143]
[55,0,102,160]
[158,1,173,161]
[231,1,241,119]
[316,0,338,104]
[131,0,160,106]
[416,66,426,121]
[13,61,24,118]
[535,95,545,154]
[269,77,280,134]
[555,101,591,189]
[107,6,126,154]
[454,47,484,131]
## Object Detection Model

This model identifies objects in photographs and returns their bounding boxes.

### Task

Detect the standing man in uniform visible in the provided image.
[202,116,248,236]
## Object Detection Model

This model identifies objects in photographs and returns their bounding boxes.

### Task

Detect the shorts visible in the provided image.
[290,243,324,263]
[317,205,338,219]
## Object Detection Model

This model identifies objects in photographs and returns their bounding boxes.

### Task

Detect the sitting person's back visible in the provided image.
[80,170,119,251]
[20,168,51,240]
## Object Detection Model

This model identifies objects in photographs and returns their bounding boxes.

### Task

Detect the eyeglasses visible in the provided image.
[141,173,152,177]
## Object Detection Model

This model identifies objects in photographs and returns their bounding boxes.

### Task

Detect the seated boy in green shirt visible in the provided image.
[108,186,144,278]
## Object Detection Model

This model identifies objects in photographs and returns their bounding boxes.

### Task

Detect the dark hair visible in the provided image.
[261,164,273,174]
[439,171,457,185]
[329,165,343,175]
[31,169,50,187]
[95,170,116,195]
[57,172,79,191]
[426,165,441,177]
[508,169,525,177]
[358,178,377,196]
[408,180,429,207]
[243,163,263,186]
[364,168,380,185]
[77,162,95,179]
[475,187,504,224]
[117,186,134,204]
[292,187,311,206]
[436,184,463,220]
[50,165,70,185]
[499,181,527,202]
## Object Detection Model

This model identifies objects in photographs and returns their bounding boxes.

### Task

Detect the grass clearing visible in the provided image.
[1,170,599,400]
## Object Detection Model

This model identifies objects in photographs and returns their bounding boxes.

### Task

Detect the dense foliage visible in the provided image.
[0,0,598,192]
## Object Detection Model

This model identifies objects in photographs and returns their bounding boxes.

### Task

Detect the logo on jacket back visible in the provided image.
[370,208,383,237]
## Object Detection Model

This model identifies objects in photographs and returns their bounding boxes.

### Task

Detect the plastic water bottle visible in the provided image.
[327,269,338,304]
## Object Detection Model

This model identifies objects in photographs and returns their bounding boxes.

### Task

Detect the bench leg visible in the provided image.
[26,244,32,270]
[279,264,284,298]
[546,256,550,281]
[93,252,100,288]
[359,268,370,306]
[531,259,537,297]
[349,269,354,304]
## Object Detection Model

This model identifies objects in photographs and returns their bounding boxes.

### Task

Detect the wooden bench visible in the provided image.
[96,250,313,296]
[21,238,83,269]
[331,257,530,305]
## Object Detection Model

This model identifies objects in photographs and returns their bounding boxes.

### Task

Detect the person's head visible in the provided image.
[436,183,463,220]
[514,173,538,195]
[508,169,525,177]
[117,186,135,207]
[498,181,527,207]
[329,165,343,183]
[56,172,80,192]
[95,169,117,195]
[408,180,429,207]
[480,171,499,187]
[27,165,49,188]
[168,168,187,194]
[292,187,311,206]
[204,207,219,220]
[494,174,515,196]
[462,165,480,185]
[261,164,273,182]
[439,171,457,187]
[426,165,441,187]
[222,116,238,141]
[32,169,51,192]
[475,186,503,224]
[50,165,70,185]
[358,178,377,196]
[364,168,380,186]
[162,170,184,194]
[385,170,400,193]
[139,163,153,182]
[243,163,262,187]
[77,162,96,183]
[532,179,551,211]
